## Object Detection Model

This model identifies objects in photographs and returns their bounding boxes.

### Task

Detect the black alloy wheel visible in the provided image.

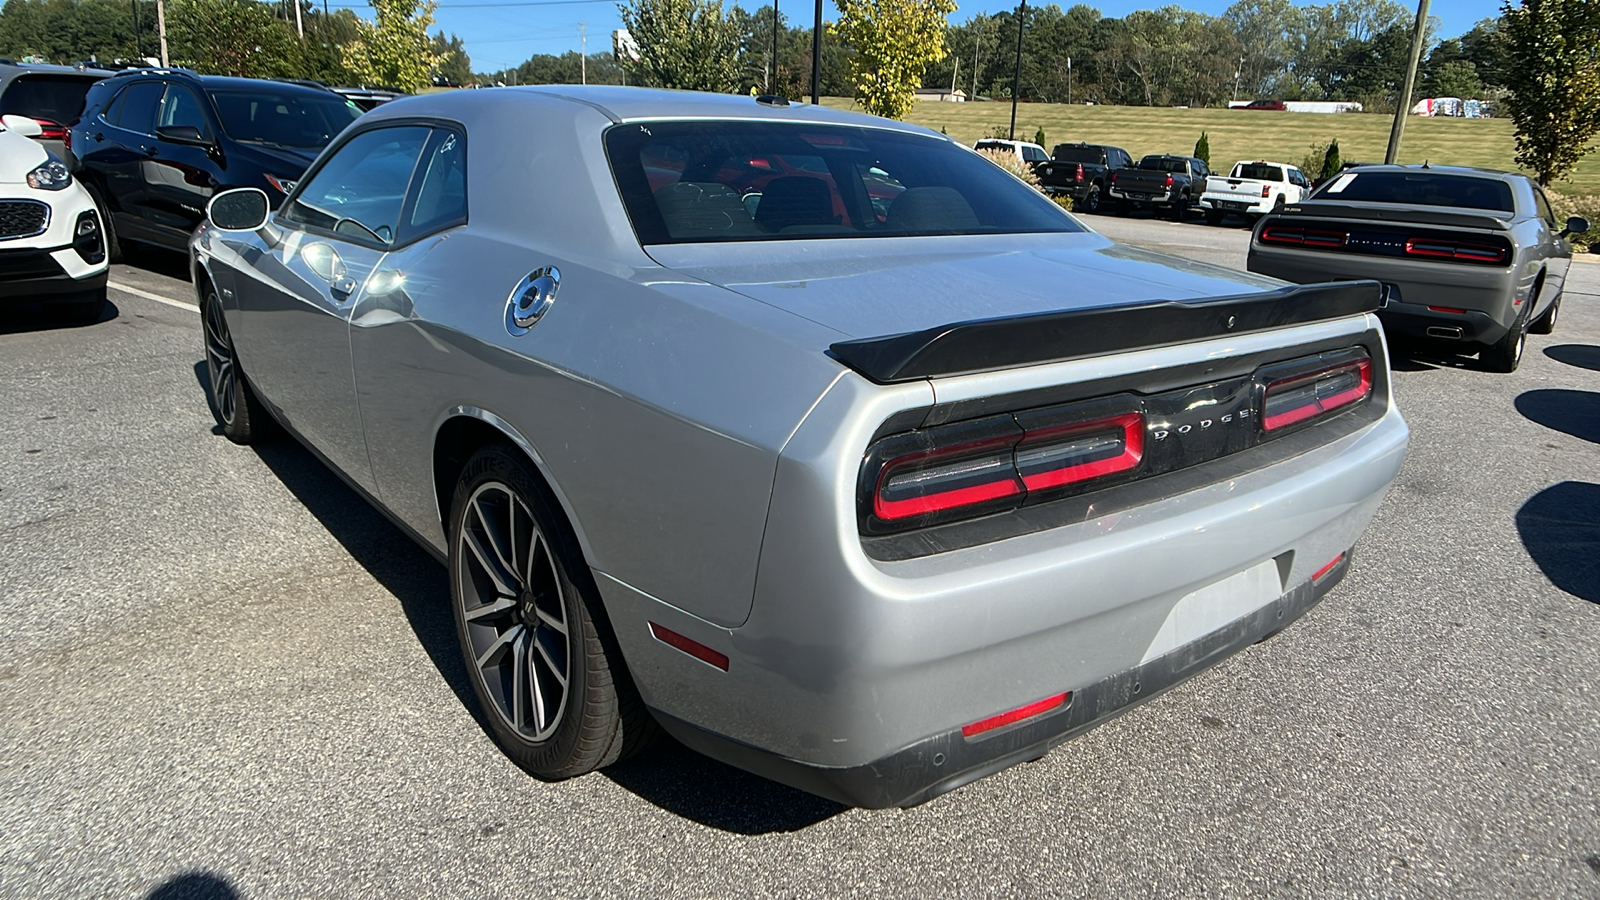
[449,442,657,779]
[1079,185,1101,214]
[202,288,273,443]
[1480,293,1533,373]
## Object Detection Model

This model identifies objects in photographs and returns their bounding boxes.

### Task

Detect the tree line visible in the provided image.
[0,0,473,91]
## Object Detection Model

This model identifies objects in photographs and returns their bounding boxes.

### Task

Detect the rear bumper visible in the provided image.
[655,553,1351,808]
[1377,300,1506,344]
[1203,194,1273,214]
[1108,186,1174,204]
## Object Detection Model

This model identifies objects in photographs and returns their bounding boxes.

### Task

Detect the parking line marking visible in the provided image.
[108,280,198,312]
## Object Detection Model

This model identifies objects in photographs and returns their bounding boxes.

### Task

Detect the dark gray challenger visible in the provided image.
[1248,164,1588,372]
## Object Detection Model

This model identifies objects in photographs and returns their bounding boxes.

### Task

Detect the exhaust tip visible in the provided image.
[1426,325,1464,340]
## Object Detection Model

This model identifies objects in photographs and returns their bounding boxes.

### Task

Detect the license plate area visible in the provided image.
[1140,560,1284,664]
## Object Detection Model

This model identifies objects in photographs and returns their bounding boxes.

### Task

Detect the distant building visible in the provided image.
[915,88,967,102]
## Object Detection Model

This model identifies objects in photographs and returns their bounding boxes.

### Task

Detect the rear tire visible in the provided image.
[1170,194,1189,222]
[1078,184,1101,214]
[1479,296,1531,373]
[449,442,658,779]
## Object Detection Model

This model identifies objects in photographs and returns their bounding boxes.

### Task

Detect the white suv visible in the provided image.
[0,115,107,322]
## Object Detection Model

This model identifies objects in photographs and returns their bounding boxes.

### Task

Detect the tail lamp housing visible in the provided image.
[1258,352,1373,433]
[1260,225,1347,248]
[1261,184,1271,197]
[862,398,1146,535]
[1403,237,1508,265]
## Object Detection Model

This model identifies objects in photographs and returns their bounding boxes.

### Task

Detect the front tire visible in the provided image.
[449,442,657,779]
[201,286,274,443]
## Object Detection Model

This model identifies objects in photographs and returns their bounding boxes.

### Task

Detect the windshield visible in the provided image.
[1138,156,1189,173]
[210,89,363,148]
[1234,164,1283,181]
[606,120,1082,244]
[0,74,99,124]
[1313,171,1514,211]
[1053,146,1103,164]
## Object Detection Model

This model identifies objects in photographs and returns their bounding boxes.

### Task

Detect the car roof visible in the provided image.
[361,85,948,139]
[99,69,340,97]
[1330,162,1523,183]
[0,62,115,84]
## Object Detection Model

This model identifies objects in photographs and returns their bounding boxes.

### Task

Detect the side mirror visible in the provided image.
[207,187,270,231]
[1,114,42,137]
[156,124,212,147]
[1561,216,1590,238]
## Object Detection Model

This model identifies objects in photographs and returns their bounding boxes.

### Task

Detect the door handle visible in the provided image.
[331,275,358,300]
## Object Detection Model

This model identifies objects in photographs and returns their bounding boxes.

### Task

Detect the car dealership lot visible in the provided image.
[2,222,1597,898]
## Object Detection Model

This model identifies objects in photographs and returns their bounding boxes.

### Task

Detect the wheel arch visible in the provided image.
[432,407,598,566]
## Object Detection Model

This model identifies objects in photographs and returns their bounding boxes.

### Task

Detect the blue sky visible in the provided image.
[395,0,1507,76]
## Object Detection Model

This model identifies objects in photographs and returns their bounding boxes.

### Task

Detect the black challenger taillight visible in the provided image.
[1259,225,1348,248]
[1403,237,1509,265]
[1259,353,1372,433]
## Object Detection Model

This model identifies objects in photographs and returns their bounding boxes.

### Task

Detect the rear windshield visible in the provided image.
[0,74,99,124]
[606,121,1082,244]
[1052,146,1104,164]
[1234,163,1283,181]
[1138,156,1189,173]
[211,89,363,149]
[1313,171,1514,211]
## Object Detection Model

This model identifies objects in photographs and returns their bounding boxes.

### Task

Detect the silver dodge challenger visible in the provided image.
[190,87,1409,808]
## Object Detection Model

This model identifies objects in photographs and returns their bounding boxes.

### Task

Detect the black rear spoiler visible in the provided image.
[1282,200,1513,231]
[828,280,1380,384]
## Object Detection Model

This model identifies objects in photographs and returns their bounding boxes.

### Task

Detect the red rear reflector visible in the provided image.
[1312,552,1346,581]
[649,622,729,671]
[962,692,1069,738]
[1426,306,1466,314]
[1262,358,1372,431]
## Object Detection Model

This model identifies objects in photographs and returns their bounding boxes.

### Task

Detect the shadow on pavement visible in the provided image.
[1516,481,1600,605]
[189,363,846,832]
[122,242,193,281]
[0,299,119,334]
[602,740,846,834]
[146,871,239,899]
[1514,389,1600,444]
[1543,344,1600,373]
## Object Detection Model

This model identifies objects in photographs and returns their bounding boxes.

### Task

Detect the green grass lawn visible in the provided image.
[819,98,1600,197]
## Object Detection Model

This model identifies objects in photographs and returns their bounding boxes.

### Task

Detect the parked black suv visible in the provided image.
[0,62,114,158]
[68,69,363,255]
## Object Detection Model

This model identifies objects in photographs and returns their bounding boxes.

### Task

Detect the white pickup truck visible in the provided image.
[1201,160,1311,225]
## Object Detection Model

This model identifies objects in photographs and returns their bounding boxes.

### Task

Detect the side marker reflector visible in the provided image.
[649,622,729,671]
[961,692,1070,738]
[1312,552,1346,582]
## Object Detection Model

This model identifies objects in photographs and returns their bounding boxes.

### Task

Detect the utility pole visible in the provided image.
[809,0,821,104]
[971,25,981,100]
[1066,55,1071,105]
[1008,0,1025,140]
[580,23,587,84]
[131,0,143,59]
[156,0,168,66]
[771,0,780,95]
[294,0,303,40]
[1385,0,1430,164]
[950,57,959,98]
[1231,55,1243,103]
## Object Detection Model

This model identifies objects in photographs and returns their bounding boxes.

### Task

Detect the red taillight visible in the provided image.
[1261,184,1271,197]
[867,406,1146,529]
[32,118,65,141]
[62,126,71,151]
[962,692,1069,738]
[1262,358,1372,432]
[1015,413,1144,491]
[1312,552,1346,582]
[1164,174,1173,188]
[873,432,1025,521]
[1404,238,1508,265]
[649,622,729,671]
[1074,164,1084,183]
[1260,225,1347,248]
[1110,172,1117,184]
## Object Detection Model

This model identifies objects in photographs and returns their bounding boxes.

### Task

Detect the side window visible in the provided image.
[158,86,211,138]
[1025,147,1046,163]
[111,81,164,134]
[404,128,467,239]
[280,125,430,246]
[1534,188,1558,228]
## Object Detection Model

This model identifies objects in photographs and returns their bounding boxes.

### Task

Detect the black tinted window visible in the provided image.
[158,86,210,137]
[1314,171,1514,211]
[0,74,98,123]
[1236,164,1284,181]
[1138,156,1189,173]
[406,129,467,237]
[111,81,163,133]
[1052,146,1104,164]
[281,125,428,245]
[211,89,362,149]
[607,121,1081,244]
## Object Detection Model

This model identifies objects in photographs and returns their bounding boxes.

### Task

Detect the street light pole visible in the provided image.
[1008,0,1025,140]
[772,0,780,94]
[1385,0,1430,164]
[809,0,821,104]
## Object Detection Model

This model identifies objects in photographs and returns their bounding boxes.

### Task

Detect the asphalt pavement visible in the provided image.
[2,219,1597,899]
